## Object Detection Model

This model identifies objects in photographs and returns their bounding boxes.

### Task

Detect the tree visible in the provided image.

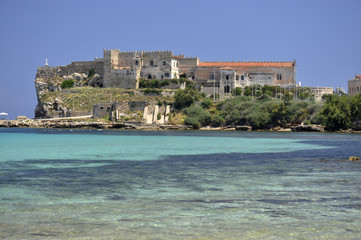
[174,87,200,109]
[183,105,212,129]
[232,87,243,96]
[320,95,351,130]
[201,98,214,109]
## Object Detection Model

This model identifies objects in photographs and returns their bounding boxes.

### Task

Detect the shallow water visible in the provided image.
[0,128,360,239]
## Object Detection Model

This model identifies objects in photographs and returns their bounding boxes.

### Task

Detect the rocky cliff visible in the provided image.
[34,65,104,118]
[34,66,174,120]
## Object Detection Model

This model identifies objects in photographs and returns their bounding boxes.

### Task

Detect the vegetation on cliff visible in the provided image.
[39,87,174,112]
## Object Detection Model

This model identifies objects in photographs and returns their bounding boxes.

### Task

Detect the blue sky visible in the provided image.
[0,0,360,119]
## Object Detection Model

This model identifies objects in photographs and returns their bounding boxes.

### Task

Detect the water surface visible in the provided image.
[0,129,360,239]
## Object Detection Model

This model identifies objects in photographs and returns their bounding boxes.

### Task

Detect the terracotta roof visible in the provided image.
[199,61,294,67]
[114,66,131,69]
[220,67,235,70]
[356,75,361,79]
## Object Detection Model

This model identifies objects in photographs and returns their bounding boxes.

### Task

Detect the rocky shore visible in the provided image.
[0,119,192,130]
[2,119,360,133]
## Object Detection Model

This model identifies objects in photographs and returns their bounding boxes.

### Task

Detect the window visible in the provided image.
[236,75,239,80]
[277,74,282,80]
[163,61,166,66]
[226,75,229,80]
[107,107,111,112]
[135,60,139,65]
[176,62,179,67]
[209,72,214,80]
[224,85,230,93]
[150,60,154,66]
[241,75,244,80]
[147,74,152,79]
[165,72,170,78]
[161,75,164,79]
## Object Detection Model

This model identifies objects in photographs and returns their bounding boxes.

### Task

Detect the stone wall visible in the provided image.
[309,87,333,100]
[59,61,104,76]
[348,76,361,96]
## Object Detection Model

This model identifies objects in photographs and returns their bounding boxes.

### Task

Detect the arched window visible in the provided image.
[224,85,230,93]
[147,74,152,79]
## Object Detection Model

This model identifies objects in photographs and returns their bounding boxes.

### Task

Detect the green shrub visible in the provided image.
[88,68,95,79]
[184,116,201,129]
[212,114,224,127]
[157,113,162,120]
[142,88,161,95]
[61,79,74,89]
[232,87,243,96]
[320,95,351,130]
[174,88,200,109]
[160,79,170,87]
[183,105,212,129]
[201,98,213,109]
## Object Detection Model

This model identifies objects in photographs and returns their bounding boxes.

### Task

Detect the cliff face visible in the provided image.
[34,66,175,121]
[34,65,103,118]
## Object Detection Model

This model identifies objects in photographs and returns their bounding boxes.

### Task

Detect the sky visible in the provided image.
[0,0,360,119]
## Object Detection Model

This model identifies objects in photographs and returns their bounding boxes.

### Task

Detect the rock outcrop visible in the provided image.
[292,124,325,132]
[34,65,98,118]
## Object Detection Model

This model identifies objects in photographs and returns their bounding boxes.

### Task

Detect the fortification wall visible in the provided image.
[104,69,138,88]
[178,57,199,66]
[59,61,104,76]
[36,66,60,79]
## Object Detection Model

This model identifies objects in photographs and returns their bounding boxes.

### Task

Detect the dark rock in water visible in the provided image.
[235,125,252,131]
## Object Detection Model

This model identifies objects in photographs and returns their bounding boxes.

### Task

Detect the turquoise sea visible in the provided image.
[0,128,361,239]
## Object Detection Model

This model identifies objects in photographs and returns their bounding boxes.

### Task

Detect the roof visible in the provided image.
[113,66,131,69]
[356,75,361,79]
[220,67,235,70]
[198,61,294,67]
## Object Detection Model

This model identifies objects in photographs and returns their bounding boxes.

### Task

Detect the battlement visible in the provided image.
[104,49,173,54]
[199,60,295,67]
[201,60,294,63]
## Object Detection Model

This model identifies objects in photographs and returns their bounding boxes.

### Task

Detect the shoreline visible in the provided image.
[1,119,361,133]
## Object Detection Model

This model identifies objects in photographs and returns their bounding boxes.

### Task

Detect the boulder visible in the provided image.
[348,156,361,162]
[235,125,252,131]
[293,124,324,132]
